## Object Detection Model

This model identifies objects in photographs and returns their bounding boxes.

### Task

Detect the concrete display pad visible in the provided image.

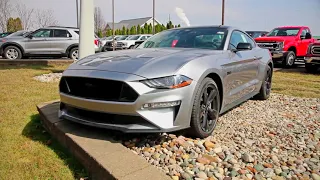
[37,101,171,180]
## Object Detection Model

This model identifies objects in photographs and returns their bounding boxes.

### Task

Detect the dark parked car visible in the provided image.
[246,31,268,38]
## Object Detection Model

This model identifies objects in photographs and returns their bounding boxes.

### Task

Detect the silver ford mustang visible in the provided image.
[59,26,273,138]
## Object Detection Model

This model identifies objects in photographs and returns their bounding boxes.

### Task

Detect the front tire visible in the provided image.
[254,65,272,100]
[282,51,295,68]
[189,78,220,138]
[4,46,22,60]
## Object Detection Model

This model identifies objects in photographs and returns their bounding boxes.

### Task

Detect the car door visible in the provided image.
[48,29,73,54]
[297,28,314,57]
[24,29,53,54]
[226,30,260,104]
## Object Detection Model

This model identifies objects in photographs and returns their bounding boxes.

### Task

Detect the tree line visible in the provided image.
[0,0,58,32]
[97,21,181,37]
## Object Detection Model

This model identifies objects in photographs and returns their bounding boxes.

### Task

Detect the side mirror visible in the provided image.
[300,35,306,40]
[236,42,252,51]
[305,32,312,39]
[27,34,33,39]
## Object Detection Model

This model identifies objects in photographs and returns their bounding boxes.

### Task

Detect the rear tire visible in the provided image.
[282,51,295,68]
[189,78,220,138]
[69,47,78,60]
[3,46,22,60]
[254,65,272,100]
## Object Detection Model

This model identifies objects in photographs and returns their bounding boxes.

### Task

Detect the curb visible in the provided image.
[37,101,171,180]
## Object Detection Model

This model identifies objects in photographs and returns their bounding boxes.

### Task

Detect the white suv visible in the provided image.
[116,34,152,49]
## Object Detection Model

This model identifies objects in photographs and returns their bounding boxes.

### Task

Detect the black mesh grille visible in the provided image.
[59,77,139,102]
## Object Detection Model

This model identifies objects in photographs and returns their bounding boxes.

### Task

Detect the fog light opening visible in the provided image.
[142,100,181,109]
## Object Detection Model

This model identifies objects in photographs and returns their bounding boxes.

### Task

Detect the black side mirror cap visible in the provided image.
[305,32,312,39]
[236,42,252,51]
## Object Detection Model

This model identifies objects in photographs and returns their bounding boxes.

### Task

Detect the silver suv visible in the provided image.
[0,26,102,60]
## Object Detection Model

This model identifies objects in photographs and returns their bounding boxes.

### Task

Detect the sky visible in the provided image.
[10,0,320,35]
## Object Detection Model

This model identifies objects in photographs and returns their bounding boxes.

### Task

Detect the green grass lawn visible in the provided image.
[0,65,87,180]
[0,64,319,179]
[272,70,320,98]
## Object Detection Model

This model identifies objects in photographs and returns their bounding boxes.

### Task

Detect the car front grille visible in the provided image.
[59,77,139,102]
[256,41,283,51]
[116,42,124,47]
[311,46,320,55]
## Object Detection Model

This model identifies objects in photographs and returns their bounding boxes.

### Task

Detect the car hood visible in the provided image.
[255,36,296,42]
[69,48,222,79]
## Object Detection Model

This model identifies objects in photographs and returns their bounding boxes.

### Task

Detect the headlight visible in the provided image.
[275,41,284,49]
[140,75,193,89]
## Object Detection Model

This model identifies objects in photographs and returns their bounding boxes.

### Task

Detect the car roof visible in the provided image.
[165,25,236,31]
[277,26,307,29]
[43,26,79,30]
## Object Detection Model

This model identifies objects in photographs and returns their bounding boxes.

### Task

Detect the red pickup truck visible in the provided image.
[305,42,320,73]
[255,26,316,68]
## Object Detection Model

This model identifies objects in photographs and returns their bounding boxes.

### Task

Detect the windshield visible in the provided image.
[118,35,129,40]
[105,36,113,40]
[266,28,300,37]
[128,35,140,40]
[137,27,228,50]
[7,31,27,37]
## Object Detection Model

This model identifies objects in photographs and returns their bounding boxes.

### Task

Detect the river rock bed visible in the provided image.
[33,73,62,83]
[121,94,320,180]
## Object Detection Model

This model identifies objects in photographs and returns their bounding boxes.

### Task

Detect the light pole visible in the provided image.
[76,0,79,28]
[112,0,115,51]
[221,0,225,25]
[79,0,94,59]
[152,0,155,34]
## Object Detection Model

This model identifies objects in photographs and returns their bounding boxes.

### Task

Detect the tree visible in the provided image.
[143,24,148,34]
[35,9,58,28]
[126,28,129,35]
[7,17,23,32]
[94,7,105,33]
[15,1,34,30]
[97,29,103,38]
[155,24,161,33]
[121,26,126,35]
[137,25,141,34]
[147,23,152,34]
[0,0,12,32]
[141,28,145,34]
[177,24,181,27]
[106,29,112,36]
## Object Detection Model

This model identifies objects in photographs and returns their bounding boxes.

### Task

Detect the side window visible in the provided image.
[229,31,247,49]
[140,36,147,40]
[244,33,256,48]
[53,29,70,38]
[32,29,52,38]
[301,29,307,37]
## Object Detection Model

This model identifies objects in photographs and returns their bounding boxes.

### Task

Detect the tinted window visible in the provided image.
[266,28,300,37]
[140,36,147,40]
[128,35,140,40]
[229,31,248,49]
[244,33,256,47]
[32,29,52,37]
[53,29,70,37]
[75,31,79,35]
[138,27,228,50]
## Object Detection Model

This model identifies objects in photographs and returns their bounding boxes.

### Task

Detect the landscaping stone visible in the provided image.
[121,94,320,180]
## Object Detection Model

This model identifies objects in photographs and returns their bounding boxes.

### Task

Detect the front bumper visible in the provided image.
[304,56,320,65]
[58,70,196,133]
[104,45,127,51]
[270,50,288,59]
